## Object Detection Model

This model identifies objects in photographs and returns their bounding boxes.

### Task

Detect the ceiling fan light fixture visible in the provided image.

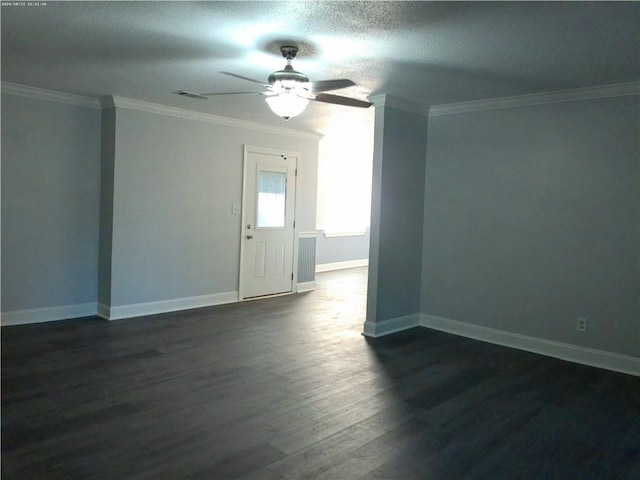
[265,90,309,120]
[180,45,369,117]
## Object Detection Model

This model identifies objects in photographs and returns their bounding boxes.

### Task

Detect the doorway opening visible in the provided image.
[315,109,374,276]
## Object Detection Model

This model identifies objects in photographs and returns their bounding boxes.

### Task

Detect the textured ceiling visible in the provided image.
[2,1,638,134]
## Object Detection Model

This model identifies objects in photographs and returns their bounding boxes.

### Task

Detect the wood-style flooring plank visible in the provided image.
[2,268,639,479]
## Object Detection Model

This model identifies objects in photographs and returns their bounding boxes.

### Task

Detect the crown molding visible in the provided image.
[101,96,323,141]
[429,81,640,117]
[1,82,101,109]
[0,82,322,140]
[369,94,429,116]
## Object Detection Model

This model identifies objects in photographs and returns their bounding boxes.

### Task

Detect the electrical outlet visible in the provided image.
[231,203,241,215]
[577,317,588,333]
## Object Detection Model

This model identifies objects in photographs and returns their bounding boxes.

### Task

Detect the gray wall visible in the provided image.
[422,96,639,357]
[368,104,428,322]
[315,228,370,266]
[98,107,116,307]
[2,89,318,321]
[1,93,101,311]
[103,105,319,308]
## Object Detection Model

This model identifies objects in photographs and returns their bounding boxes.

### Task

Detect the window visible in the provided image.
[256,170,286,228]
[317,117,373,236]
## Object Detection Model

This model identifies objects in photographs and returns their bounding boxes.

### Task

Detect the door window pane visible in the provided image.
[257,171,286,227]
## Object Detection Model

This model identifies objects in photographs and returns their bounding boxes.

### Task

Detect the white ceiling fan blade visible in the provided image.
[312,93,372,108]
[220,71,270,87]
[304,79,355,92]
[199,91,263,96]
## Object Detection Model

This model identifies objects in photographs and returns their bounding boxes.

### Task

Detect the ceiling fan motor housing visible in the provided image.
[268,46,309,85]
[268,66,309,85]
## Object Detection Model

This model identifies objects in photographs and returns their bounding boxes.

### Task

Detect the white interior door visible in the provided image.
[240,146,297,299]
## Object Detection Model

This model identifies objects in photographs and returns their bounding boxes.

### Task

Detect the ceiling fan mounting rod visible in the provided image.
[280,46,298,60]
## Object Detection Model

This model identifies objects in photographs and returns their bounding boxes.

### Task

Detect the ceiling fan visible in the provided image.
[174,46,372,120]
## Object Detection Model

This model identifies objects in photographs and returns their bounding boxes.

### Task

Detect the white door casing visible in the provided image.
[240,145,298,299]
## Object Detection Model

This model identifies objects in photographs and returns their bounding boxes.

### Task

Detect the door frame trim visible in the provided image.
[239,145,300,300]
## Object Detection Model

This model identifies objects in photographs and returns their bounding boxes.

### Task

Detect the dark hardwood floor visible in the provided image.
[2,267,639,479]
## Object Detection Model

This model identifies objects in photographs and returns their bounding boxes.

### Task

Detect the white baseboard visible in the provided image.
[296,281,316,293]
[104,291,239,320]
[316,259,368,273]
[420,314,640,377]
[1,303,98,326]
[97,303,111,320]
[360,311,639,376]
[362,313,421,338]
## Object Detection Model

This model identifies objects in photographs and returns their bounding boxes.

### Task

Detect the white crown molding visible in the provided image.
[369,94,429,116]
[1,82,101,109]
[429,81,640,117]
[101,95,323,141]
